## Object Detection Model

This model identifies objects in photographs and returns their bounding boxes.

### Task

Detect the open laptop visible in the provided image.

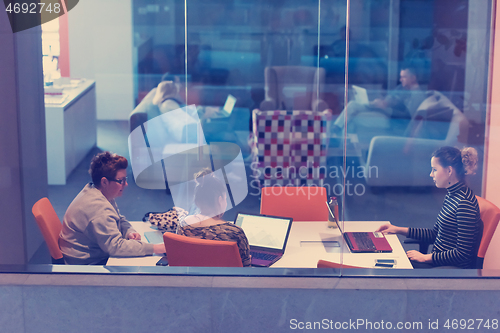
[352,85,370,105]
[326,202,392,253]
[211,94,237,118]
[234,213,293,267]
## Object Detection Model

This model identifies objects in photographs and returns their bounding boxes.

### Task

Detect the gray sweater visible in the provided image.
[59,184,154,265]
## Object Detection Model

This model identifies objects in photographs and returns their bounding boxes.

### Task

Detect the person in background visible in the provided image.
[376,146,482,268]
[332,66,426,134]
[178,168,252,267]
[59,151,165,265]
[152,80,184,114]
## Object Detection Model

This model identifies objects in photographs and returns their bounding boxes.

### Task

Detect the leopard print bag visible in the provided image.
[142,207,189,233]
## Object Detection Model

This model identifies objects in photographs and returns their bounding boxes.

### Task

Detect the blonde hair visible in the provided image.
[461,147,478,176]
[193,168,226,218]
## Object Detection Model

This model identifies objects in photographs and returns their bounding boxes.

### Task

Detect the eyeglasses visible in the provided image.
[106,177,128,185]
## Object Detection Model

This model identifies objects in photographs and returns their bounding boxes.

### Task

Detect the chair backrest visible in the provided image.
[317,259,361,269]
[260,66,327,112]
[32,197,63,261]
[476,196,500,266]
[251,109,330,187]
[406,90,469,145]
[163,232,243,267]
[260,186,328,222]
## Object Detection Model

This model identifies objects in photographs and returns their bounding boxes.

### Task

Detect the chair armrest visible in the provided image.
[312,98,329,112]
[130,112,148,132]
[403,238,431,254]
[129,88,160,132]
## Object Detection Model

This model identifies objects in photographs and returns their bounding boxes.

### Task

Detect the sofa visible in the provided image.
[130,85,252,142]
[356,90,470,187]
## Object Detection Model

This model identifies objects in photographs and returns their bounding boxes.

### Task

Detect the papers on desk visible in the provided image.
[144,231,164,244]
[44,93,68,104]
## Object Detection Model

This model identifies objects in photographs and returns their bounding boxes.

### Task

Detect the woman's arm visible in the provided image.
[376,224,409,236]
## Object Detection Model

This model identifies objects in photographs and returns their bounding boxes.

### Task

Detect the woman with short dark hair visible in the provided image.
[59,151,165,265]
[377,146,482,268]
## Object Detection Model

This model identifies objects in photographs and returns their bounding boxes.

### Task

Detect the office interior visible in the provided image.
[2,0,500,330]
[2,0,500,268]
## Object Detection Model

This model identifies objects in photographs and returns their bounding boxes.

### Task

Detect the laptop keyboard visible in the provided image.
[251,251,279,261]
[352,233,376,250]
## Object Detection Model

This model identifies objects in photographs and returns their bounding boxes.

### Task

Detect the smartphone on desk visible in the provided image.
[375,259,396,268]
[156,256,169,266]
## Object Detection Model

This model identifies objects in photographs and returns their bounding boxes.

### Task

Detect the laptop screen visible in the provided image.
[235,213,292,250]
[352,85,369,104]
[222,94,237,114]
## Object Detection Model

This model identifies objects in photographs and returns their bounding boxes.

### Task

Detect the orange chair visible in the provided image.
[260,186,328,221]
[476,196,500,269]
[163,232,243,267]
[317,259,361,269]
[32,197,64,264]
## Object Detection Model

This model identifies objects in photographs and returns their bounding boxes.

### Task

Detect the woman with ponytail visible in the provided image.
[177,169,251,267]
[377,147,482,268]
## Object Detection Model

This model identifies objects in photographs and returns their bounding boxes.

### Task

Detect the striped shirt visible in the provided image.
[408,182,482,268]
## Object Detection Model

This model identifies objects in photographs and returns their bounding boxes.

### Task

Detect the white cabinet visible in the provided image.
[45,79,96,185]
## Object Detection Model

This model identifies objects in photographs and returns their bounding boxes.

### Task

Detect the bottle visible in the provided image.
[328,197,339,228]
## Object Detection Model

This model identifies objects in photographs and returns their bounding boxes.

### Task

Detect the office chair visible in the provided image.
[163,232,243,267]
[404,195,500,269]
[476,196,500,269]
[251,109,330,188]
[317,259,362,269]
[260,186,328,222]
[32,197,65,264]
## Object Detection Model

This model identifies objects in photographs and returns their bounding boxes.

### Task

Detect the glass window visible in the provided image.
[6,0,495,275]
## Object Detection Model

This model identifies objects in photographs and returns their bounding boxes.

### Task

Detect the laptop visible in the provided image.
[352,85,370,105]
[234,213,293,267]
[211,94,237,118]
[326,202,392,253]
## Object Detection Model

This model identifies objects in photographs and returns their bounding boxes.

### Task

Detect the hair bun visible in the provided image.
[461,147,478,176]
[194,168,213,186]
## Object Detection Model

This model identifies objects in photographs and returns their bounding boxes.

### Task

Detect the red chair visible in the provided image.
[317,259,362,269]
[260,186,328,221]
[32,197,64,264]
[163,232,243,267]
[476,196,500,269]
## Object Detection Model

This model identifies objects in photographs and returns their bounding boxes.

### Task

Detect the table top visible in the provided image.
[106,221,412,269]
[272,220,412,269]
[44,79,95,110]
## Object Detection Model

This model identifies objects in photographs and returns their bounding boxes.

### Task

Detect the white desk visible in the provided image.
[272,221,412,269]
[107,221,412,269]
[106,221,164,266]
[45,79,96,185]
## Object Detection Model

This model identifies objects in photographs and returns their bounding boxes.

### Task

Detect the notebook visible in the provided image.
[234,213,293,267]
[210,94,237,118]
[352,85,370,105]
[325,202,392,253]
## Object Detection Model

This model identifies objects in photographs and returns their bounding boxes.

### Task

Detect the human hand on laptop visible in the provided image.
[376,224,409,237]
[369,98,388,109]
